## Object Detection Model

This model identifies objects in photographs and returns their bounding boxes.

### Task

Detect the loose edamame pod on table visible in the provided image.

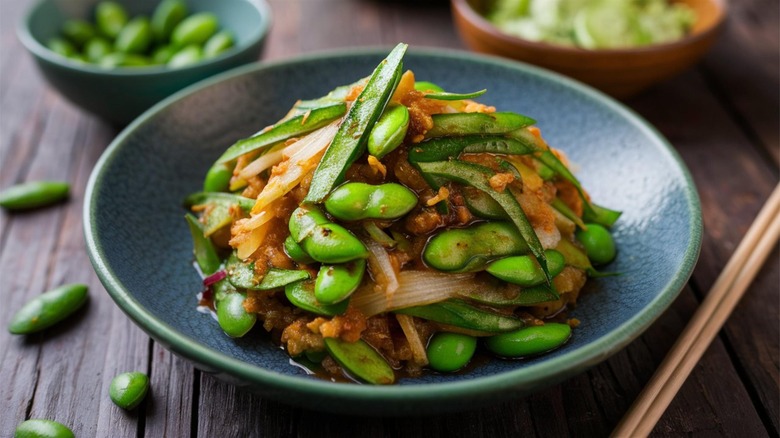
[15,419,75,438]
[0,181,69,210]
[109,371,150,410]
[8,284,89,334]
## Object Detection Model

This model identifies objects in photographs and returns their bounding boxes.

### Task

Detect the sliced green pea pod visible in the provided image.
[305,43,407,203]
[61,20,96,47]
[46,38,76,57]
[0,181,69,210]
[425,112,535,138]
[225,251,309,290]
[576,223,616,265]
[15,419,74,438]
[284,235,314,264]
[95,1,128,39]
[314,259,366,305]
[324,182,417,221]
[168,44,202,68]
[203,30,234,58]
[84,37,112,63]
[152,0,188,41]
[183,192,253,236]
[427,332,477,372]
[367,104,409,159]
[217,292,256,337]
[114,17,152,54]
[422,89,486,101]
[486,250,566,286]
[423,222,529,272]
[285,280,349,316]
[99,53,150,68]
[8,284,88,334]
[288,206,368,264]
[462,187,506,219]
[171,12,219,47]
[395,299,524,333]
[293,78,366,114]
[324,338,395,384]
[185,214,221,275]
[551,197,587,230]
[109,371,149,410]
[152,45,176,64]
[484,323,571,358]
[459,284,560,307]
[413,81,444,92]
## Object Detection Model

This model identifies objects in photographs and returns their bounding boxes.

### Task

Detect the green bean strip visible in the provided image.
[324,338,395,384]
[422,89,487,101]
[416,160,551,284]
[185,214,221,275]
[395,299,524,333]
[305,43,407,203]
[583,202,622,228]
[425,112,535,138]
[226,251,309,290]
[409,135,535,164]
[459,284,560,306]
[215,102,347,164]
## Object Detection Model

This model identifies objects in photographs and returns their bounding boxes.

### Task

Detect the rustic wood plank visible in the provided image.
[144,345,195,438]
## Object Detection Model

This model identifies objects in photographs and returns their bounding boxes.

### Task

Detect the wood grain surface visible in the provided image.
[1,0,777,436]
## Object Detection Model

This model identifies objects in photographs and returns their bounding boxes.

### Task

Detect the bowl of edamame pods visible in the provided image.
[18,0,271,125]
[85,47,702,415]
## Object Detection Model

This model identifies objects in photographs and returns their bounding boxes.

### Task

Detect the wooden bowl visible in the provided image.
[451,0,726,98]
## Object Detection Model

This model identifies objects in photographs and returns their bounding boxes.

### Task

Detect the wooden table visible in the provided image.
[1,0,777,436]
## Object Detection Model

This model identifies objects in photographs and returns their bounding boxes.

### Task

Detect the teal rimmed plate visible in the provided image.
[84,48,702,415]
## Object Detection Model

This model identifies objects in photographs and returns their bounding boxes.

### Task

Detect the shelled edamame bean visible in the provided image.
[47,0,235,69]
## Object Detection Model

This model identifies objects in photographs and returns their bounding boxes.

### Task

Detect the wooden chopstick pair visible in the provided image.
[612,184,780,438]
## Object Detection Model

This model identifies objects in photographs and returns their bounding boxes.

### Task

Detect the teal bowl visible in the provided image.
[18,0,271,125]
[84,48,702,415]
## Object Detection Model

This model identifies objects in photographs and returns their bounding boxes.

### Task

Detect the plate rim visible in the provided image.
[84,47,703,406]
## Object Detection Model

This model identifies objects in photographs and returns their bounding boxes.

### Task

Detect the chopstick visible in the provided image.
[612,184,780,438]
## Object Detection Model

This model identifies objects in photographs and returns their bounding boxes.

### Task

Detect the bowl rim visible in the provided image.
[451,0,727,55]
[84,47,703,406]
[17,0,272,76]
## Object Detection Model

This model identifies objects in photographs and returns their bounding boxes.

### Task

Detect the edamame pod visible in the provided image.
[285,280,349,316]
[423,222,529,272]
[152,0,188,41]
[46,38,76,57]
[324,182,417,221]
[84,37,112,63]
[324,338,395,384]
[367,104,409,158]
[96,1,128,39]
[168,44,202,68]
[185,214,220,275]
[115,17,152,54]
[109,371,149,410]
[171,13,219,47]
[462,187,506,219]
[0,181,69,210]
[8,284,88,334]
[99,53,150,68]
[460,284,560,306]
[217,292,256,337]
[284,235,314,264]
[314,259,366,304]
[427,332,477,372]
[576,223,616,265]
[486,250,566,286]
[395,299,524,333]
[225,251,309,290]
[61,20,96,47]
[484,323,571,357]
[203,31,234,58]
[15,419,74,438]
[288,206,368,263]
[424,112,535,138]
[184,192,253,236]
[152,45,176,64]
[202,162,233,192]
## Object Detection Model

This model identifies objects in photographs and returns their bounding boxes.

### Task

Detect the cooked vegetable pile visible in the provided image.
[47,0,233,68]
[185,43,620,384]
[487,0,696,49]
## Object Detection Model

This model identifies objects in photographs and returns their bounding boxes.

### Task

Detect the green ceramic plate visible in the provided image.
[85,48,701,415]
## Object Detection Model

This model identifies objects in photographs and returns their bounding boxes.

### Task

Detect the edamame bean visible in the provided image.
[171,13,218,47]
[84,37,112,62]
[99,53,150,68]
[95,1,128,39]
[61,20,96,47]
[216,292,256,337]
[575,223,616,265]
[0,181,69,210]
[324,182,417,221]
[324,338,395,384]
[14,419,74,438]
[8,284,88,334]
[283,235,314,264]
[202,162,233,192]
[109,371,149,410]
[288,206,368,264]
[367,104,409,158]
[486,250,566,286]
[152,0,188,42]
[168,44,202,68]
[203,30,234,59]
[285,280,349,316]
[314,259,366,304]
[423,222,529,272]
[114,17,152,54]
[427,332,477,372]
[484,323,571,358]
[46,38,76,58]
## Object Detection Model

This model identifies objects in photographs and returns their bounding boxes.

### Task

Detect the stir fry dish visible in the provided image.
[184,44,620,384]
